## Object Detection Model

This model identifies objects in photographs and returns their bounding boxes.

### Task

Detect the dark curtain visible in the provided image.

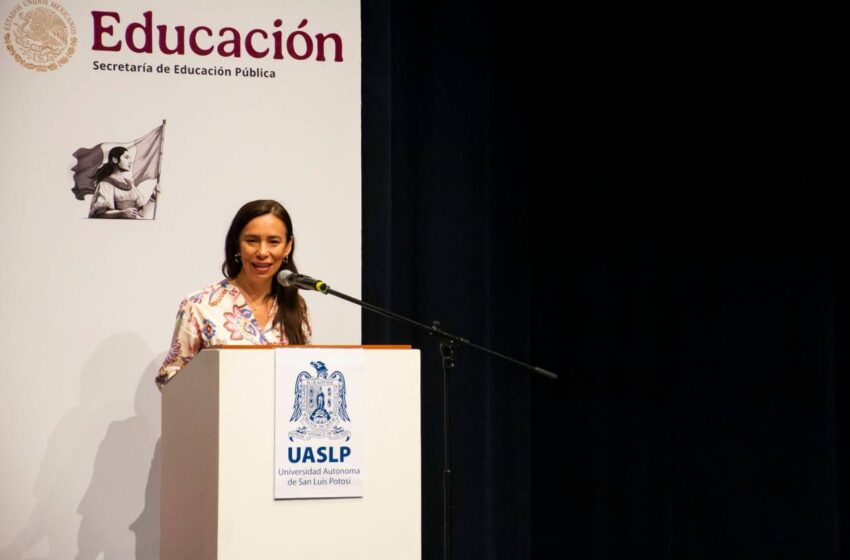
[362,3,845,558]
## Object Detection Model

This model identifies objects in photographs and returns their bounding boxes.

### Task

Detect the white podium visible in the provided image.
[161,346,421,560]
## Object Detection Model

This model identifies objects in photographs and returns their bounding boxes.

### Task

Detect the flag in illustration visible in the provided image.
[70,122,165,219]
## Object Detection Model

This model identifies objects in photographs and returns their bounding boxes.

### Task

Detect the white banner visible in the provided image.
[275,347,365,499]
[0,0,360,556]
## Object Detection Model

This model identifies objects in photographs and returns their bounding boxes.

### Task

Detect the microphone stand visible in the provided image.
[304,281,558,560]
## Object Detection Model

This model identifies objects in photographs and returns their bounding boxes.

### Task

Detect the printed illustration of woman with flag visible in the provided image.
[88,146,158,219]
[71,121,165,220]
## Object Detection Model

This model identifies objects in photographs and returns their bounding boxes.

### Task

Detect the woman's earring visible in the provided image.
[283,255,289,264]
[234,252,241,262]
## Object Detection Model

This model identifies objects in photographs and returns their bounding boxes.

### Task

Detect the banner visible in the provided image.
[0,0,361,556]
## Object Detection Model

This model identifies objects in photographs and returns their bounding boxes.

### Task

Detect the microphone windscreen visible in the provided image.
[277,269,295,287]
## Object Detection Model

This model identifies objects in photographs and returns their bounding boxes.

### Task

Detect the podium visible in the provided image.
[161,346,421,560]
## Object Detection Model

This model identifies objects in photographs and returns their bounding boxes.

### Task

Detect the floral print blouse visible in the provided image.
[156,279,310,388]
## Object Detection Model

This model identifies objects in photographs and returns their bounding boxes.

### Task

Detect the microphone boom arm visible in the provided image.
[312,284,558,381]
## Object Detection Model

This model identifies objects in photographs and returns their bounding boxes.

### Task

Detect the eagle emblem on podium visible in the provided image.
[288,361,351,441]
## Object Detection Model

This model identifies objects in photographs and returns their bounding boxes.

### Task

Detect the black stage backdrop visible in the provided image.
[361,3,845,558]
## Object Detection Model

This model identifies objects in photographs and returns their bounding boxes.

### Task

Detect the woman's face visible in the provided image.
[114,151,132,171]
[238,213,292,285]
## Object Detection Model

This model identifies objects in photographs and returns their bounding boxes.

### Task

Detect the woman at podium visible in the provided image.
[156,200,311,388]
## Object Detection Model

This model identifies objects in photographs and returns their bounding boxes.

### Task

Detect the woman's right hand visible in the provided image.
[120,208,140,219]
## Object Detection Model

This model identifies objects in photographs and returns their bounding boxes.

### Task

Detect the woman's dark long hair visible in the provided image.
[222,200,309,344]
[93,146,128,184]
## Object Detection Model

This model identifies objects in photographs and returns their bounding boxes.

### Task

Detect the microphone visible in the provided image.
[277,269,330,293]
